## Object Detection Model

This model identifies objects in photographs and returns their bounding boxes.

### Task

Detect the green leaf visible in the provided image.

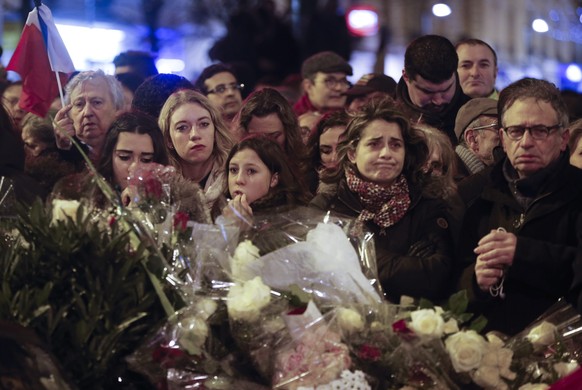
[448,290,469,315]
[469,314,488,333]
[418,298,434,309]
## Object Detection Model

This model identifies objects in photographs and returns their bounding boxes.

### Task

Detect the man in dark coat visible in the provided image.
[396,35,470,146]
[455,78,582,335]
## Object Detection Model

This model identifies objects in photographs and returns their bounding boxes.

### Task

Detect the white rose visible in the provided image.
[177,316,209,355]
[370,321,384,332]
[336,308,364,334]
[554,361,579,378]
[445,330,487,372]
[486,332,506,348]
[231,240,261,281]
[497,348,516,380]
[443,318,459,334]
[51,199,81,225]
[227,276,271,321]
[195,298,218,320]
[472,365,506,390]
[518,384,550,390]
[409,309,445,338]
[526,321,557,347]
[480,350,499,367]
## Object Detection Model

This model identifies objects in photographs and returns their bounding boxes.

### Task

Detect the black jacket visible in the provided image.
[310,178,454,303]
[455,153,582,335]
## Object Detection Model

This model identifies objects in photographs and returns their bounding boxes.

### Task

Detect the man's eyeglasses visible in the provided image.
[321,77,351,89]
[471,123,499,132]
[207,83,244,95]
[503,124,562,141]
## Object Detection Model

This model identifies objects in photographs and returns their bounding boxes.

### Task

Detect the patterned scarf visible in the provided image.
[345,166,411,235]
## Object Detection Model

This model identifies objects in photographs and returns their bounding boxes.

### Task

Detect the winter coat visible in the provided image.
[310,178,454,303]
[455,153,582,335]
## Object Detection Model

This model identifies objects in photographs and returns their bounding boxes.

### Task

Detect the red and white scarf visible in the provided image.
[345,166,411,235]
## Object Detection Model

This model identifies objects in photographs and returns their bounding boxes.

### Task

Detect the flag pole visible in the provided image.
[34,0,67,109]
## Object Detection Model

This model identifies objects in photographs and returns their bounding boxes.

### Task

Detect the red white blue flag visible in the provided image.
[7,3,75,117]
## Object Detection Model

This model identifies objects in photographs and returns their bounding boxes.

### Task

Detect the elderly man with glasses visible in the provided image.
[453,98,500,180]
[454,78,582,336]
[293,51,352,117]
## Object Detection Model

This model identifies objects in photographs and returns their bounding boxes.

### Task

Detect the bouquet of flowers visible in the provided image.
[501,299,582,389]
[272,301,373,389]
[128,208,385,388]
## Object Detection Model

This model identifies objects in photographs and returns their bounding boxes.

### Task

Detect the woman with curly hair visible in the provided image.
[310,97,454,303]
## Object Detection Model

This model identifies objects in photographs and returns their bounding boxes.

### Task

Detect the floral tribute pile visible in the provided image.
[1,165,582,389]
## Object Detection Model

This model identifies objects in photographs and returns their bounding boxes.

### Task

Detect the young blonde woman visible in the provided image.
[158,89,234,213]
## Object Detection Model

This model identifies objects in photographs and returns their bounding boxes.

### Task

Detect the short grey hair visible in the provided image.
[64,69,125,111]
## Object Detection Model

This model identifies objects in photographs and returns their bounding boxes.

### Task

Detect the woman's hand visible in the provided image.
[221,194,253,228]
[52,104,75,150]
[120,185,139,207]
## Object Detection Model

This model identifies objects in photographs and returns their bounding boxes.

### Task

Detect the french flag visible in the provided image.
[7,3,75,118]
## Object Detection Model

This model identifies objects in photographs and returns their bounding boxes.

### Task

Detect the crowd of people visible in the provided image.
[2,34,582,337]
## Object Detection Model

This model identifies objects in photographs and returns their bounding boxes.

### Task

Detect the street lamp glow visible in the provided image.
[432,3,452,17]
[532,18,549,33]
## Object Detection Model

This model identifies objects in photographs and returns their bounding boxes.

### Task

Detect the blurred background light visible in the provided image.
[57,24,124,71]
[565,64,582,82]
[532,18,549,32]
[156,58,185,74]
[432,3,452,17]
[346,5,378,37]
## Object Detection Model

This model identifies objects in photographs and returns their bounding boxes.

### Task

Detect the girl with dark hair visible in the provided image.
[310,97,454,303]
[96,110,208,222]
[98,111,168,190]
[218,134,310,224]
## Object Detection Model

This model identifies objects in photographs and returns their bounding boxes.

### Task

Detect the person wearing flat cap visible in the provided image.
[345,73,397,113]
[454,97,500,180]
[293,51,353,117]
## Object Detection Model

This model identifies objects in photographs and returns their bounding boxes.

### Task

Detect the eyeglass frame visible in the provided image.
[319,76,352,90]
[470,123,500,132]
[502,123,563,141]
[206,83,244,95]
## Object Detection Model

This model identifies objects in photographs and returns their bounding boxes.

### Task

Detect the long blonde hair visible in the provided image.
[158,89,234,176]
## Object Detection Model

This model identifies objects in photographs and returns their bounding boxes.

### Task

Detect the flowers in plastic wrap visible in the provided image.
[227,276,272,322]
[273,301,371,390]
[501,299,582,388]
[126,296,269,389]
